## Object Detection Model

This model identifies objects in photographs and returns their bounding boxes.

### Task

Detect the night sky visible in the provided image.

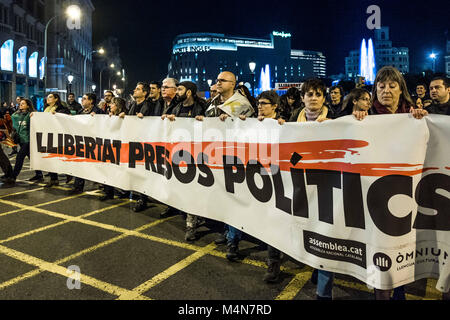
[92,0,449,92]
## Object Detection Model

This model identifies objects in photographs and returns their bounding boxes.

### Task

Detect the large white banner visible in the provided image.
[30,112,450,292]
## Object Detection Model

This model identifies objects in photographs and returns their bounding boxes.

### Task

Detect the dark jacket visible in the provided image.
[67,101,82,115]
[53,105,71,115]
[140,97,164,117]
[127,99,151,116]
[170,98,206,118]
[427,100,450,115]
[76,105,105,115]
[328,102,353,119]
[162,96,179,115]
[370,100,412,115]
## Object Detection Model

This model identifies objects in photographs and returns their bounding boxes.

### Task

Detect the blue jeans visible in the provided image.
[317,270,334,298]
[226,224,242,246]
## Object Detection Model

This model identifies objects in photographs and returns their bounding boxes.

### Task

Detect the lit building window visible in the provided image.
[1,39,14,71]
[28,51,38,78]
[16,46,27,75]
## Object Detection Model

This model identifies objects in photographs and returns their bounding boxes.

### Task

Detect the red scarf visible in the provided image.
[373,100,409,114]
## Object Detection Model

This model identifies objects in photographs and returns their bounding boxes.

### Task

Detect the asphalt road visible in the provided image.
[0,151,443,301]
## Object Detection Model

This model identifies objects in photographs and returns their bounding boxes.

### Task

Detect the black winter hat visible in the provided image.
[177,81,197,96]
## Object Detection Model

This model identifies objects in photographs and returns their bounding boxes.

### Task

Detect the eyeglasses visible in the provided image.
[161,86,176,90]
[216,79,233,84]
[257,101,272,106]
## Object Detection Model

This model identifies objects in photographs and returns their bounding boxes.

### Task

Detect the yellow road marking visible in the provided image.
[0,244,149,299]
[0,218,174,293]
[0,200,130,243]
[276,266,313,300]
[118,242,218,300]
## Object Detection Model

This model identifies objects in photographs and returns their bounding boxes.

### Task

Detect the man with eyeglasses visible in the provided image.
[161,78,179,115]
[103,90,115,113]
[196,71,254,261]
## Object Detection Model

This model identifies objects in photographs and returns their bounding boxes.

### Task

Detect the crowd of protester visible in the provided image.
[0,66,449,300]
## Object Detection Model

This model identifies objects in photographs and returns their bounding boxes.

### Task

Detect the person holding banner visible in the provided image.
[353,66,428,300]
[281,78,336,299]
[68,93,105,195]
[43,93,71,188]
[341,88,372,114]
[162,81,207,241]
[97,97,128,201]
[240,90,287,283]
[196,71,255,260]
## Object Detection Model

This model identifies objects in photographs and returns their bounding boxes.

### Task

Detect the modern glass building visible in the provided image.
[168,31,327,92]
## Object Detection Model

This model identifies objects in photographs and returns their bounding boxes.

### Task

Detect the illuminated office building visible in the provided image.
[168,31,326,92]
[0,0,46,103]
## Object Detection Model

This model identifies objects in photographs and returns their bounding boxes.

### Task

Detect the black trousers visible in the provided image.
[0,145,13,178]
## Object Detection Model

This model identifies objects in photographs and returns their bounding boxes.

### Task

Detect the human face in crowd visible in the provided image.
[429,80,449,104]
[210,84,218,98]
[376,80,402,109]
[416,85,426,97]
[216,72,235,96]
[415,97,423,109]
[287,96,295,106]
[353,92,371,112]
[19,100,29,112]
[47,94,57,106]
[81,95,93,109]
[104,92,114,104]
[176,86,188,102]
[258,98,277,118]
[161,79,177,100]
[68,94,75,103]
[16,97,21,104]
[303,89,326,112]
[330,88,342,105]
[133,84,146,100]
[149,84,161,100]
[110,101,118,114]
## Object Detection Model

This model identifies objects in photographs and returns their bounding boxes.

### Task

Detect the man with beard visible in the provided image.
[162,81,206,240]
[102,91,115,113]
[67,93,82,115]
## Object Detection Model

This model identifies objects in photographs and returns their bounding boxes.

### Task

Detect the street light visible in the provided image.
[91,84,96,92]
[429,53,437,73]
[207,79,212,87]
[83,48,105,94]
[249,62,256,96]
[67,74,74,96]
[44,5,82,97]
[99,63,116,95]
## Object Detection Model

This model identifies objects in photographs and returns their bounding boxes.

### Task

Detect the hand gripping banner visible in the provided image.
[30,113,450,292]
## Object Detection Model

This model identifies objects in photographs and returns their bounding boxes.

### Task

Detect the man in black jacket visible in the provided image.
[137,81,164,118]
[123,82,151,117]
[67,93,82,115]
[163,81,205,241]
[428,76,450,115]
[69,93,105,194]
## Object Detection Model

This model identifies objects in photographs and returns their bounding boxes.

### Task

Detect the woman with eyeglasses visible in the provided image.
[341,88,372,114]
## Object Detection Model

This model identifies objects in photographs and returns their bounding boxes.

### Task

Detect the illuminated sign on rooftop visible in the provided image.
[272,31,291,38]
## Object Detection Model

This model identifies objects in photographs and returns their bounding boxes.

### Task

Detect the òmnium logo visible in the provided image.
[373,253,392,272]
